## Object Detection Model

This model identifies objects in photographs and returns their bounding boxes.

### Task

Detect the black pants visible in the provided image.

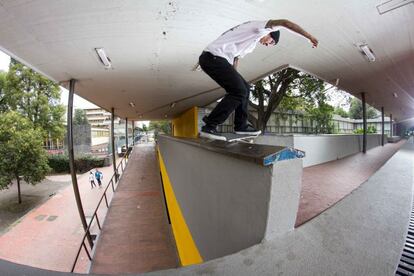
[199,51,250,130]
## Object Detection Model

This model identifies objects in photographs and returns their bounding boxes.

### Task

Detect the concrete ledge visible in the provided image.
[164,135,304,166]
[388,136,401,143]
[157,135,303,262]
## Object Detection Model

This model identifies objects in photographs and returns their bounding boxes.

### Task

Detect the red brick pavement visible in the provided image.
[0,159,120,273]
[90,144,178,274]
[296,140,407,226]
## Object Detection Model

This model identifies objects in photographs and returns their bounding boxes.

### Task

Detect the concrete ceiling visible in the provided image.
[0,0,413,121]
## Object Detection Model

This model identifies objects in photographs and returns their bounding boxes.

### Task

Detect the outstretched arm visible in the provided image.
[266,19,318,48]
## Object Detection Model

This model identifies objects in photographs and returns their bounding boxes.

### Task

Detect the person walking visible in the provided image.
[199,19,318,140]
[89,171,96,189]
[95,169,103,188]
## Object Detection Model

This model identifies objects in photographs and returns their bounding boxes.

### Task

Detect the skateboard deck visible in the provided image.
[199,132,260,142]
[222,133,260,142]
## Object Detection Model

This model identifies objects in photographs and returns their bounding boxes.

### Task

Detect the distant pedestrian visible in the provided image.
[95,169,103,188]
[89,172,96,189]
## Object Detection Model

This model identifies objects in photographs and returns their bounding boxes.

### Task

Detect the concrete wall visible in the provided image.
[396,118,414,137]
[256,134,385,167]
[158,136,303,262]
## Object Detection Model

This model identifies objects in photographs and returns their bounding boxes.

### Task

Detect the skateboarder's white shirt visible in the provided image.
[204,21,280,65]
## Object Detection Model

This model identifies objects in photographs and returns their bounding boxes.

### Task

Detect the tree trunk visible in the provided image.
[16,174,22,204]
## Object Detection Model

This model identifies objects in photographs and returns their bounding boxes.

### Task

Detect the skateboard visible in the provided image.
[199,132,260,143]
[222,133,260,143]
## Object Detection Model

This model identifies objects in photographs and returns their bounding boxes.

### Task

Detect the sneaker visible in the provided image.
[200,126,226,141]
[234,125,261,135]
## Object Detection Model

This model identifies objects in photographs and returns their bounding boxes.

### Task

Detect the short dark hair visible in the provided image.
[270,30,280,45]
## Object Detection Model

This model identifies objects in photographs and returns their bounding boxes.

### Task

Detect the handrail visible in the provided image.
[70,147,132,273]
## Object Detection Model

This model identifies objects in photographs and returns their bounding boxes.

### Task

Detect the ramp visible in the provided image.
[90,144,178,274]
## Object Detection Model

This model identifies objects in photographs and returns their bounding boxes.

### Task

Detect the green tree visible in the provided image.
[149,121,171,135]
[73,109,89,125]
[249,68,331,133]
[4,59,65,140]
[140,124,148,134]
[348,97,378,119]
[334,106,349,118]
[0,112,50,204]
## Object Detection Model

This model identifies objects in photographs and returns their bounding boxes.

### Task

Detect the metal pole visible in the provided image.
[390,114,393,137]
[361,92,367,153]
[111,108,118,182]
[381,107,385,146]
[125,117,128,152]
[132,120,135,146]
[67,79,93,248]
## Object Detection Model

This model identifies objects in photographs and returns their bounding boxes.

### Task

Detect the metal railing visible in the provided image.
[70,148,132,273]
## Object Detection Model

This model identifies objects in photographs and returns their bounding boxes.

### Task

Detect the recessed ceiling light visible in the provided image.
[95,48,112,69]
[357,43,376,62]
[393,92,398,98]
[377,0,414,15]
[129,102,135,107]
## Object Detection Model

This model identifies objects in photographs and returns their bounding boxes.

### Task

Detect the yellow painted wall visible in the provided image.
[172,107,198,138]
[157,148,203,266]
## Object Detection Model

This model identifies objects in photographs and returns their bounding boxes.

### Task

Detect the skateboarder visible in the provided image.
[199,19,318,140]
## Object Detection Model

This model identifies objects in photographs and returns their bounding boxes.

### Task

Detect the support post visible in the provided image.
[132,120,135,146]
[361,92,367,153]
[381,107,385,146]
[125,117,128,151]
[111,108,118,182]
[390,114,393,137]
[67,79,93,248]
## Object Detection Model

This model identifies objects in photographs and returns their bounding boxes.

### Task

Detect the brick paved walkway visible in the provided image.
[0,157,120,273]
[90,144,178,274]
[296,140,407,226]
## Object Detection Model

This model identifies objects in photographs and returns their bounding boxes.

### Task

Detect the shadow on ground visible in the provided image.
[0,178,71,234]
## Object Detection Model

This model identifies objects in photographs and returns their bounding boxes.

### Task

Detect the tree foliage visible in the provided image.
[353,125,377,134]
[149,121,171,135]
[3,59,65,140]
[0,112,50,203]
[348,97,378,119]
[334,106,349,118]
[73,109,89,125]
[249,68,333,133]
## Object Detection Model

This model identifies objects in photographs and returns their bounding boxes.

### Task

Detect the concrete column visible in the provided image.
[381,107,385,146]
[390,114,393,137]
[361,92,367,153]
[111,108,118,181]
[67,79,93,248]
